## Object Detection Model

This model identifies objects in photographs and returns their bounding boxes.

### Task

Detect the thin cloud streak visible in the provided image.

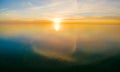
[0,0,120,20]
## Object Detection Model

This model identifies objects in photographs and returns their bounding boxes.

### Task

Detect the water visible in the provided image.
[0,24,120,71]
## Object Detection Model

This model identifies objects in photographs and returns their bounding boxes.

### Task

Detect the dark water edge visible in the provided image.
[0,37,120,72]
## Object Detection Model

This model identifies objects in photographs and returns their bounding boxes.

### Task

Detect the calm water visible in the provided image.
[0,24,120,72]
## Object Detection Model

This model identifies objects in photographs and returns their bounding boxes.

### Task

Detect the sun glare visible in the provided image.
[52,18,61,31]
[54,23,60,31]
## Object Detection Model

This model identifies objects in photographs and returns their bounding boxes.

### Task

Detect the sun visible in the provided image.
[52,18,61,31]
[53,18,61,24]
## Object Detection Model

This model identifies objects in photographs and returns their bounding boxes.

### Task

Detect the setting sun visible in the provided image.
[52,18,61,31]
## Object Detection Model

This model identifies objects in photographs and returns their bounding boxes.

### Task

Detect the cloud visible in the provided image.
[0,0,79,19]
[0,0,120,20]
[27,2,33,6]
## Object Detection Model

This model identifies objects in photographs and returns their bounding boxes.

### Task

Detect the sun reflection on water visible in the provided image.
[52,18,61,31]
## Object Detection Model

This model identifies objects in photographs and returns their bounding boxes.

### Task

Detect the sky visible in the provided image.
[0,0,120,20]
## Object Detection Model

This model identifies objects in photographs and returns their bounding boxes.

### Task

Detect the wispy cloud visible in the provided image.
[0,0,78,19]
[0,0,120,20]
